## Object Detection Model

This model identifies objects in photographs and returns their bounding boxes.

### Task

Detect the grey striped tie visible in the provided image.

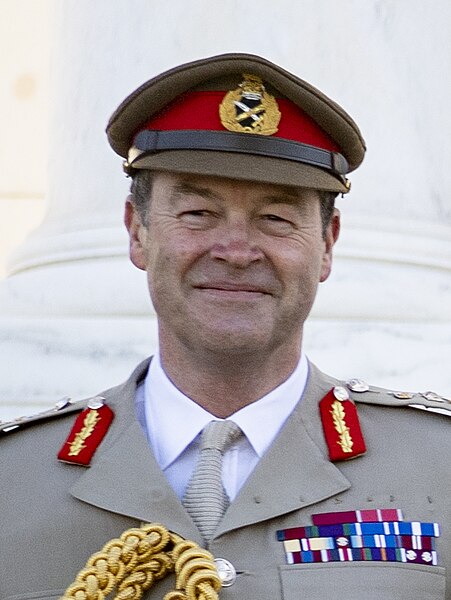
[183,420,242,543]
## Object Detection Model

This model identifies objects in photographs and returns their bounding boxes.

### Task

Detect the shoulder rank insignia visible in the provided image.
[219,74,281,135]
[0,396,79,436]
[319,386,366,461]
[348,380,451,417]
[57,397,114,466]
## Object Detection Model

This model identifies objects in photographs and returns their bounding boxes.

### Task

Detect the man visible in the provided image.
[1,54,450,600]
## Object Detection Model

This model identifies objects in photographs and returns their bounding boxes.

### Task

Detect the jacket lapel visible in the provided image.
[69,359,202,543]
[216,363,353,537]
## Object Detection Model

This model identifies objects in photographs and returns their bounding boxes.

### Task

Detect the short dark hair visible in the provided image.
[318,191,337,236]
[130,170,336,236]
[130,169,154,226]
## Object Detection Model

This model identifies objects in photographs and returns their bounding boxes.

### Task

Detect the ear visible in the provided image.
[319,208,340,283]
[124,195,148,271]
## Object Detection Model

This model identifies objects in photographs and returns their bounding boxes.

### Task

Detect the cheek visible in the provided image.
[145,239,192,304]
[278,237,325,283]
[155,231,213,282]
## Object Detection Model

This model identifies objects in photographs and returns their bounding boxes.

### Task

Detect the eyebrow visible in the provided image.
[169,182,219,203]
[169,181,309,213]
[262,193,304,205]
[261,191,311,216]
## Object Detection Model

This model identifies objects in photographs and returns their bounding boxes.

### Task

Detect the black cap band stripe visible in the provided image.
[130,130,349,180]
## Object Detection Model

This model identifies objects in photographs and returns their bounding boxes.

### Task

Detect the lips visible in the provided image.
[194,281,273,295]
[189,265,280,297]
[196,283,269,293]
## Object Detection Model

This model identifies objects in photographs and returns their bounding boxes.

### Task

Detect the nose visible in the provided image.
[210,222,264,268]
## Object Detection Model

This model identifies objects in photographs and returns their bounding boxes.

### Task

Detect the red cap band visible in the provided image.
[139,91,340,153]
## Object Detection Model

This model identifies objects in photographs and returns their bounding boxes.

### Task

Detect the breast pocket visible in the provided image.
[280,562,446,600]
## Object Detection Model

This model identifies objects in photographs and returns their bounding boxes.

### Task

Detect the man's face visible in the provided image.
[125,172,339,361]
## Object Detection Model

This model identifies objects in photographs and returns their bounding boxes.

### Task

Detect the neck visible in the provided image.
[158,341,302,418]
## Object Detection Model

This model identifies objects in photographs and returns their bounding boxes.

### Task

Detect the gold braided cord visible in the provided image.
[61,523,222,600]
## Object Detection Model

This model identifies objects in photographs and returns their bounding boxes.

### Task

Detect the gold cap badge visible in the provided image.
[219,74,281,135]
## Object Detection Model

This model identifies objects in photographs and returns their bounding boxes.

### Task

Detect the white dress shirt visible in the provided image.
[142,352,309,501]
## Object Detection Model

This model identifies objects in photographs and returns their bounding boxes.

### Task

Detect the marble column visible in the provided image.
[1,0,450,420]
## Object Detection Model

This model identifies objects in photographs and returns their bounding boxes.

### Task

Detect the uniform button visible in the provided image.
[214,558,236,587]
[333,386,349,401]
[88,396,106,409]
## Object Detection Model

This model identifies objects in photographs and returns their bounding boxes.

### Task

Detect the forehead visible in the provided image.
[152,171,321,206]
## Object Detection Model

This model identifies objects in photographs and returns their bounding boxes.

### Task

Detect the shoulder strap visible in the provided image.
[345,379,451,417]
[0,397,86,436]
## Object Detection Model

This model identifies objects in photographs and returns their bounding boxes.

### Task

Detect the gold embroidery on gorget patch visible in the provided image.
[68,409,101,456]
[330,401,354,453]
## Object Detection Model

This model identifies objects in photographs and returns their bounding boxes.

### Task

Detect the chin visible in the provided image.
[191,326,278,358]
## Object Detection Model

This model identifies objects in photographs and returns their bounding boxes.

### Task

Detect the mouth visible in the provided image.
[194,283,272,299]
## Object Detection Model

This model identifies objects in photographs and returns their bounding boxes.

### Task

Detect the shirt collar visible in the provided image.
[144,352,309,470]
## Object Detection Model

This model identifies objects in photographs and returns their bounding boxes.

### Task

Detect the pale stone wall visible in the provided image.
[0,0,50,279]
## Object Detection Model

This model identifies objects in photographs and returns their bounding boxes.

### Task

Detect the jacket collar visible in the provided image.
[70,359,351,543]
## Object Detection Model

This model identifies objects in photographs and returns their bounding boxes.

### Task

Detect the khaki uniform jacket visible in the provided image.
[1,359,450,600]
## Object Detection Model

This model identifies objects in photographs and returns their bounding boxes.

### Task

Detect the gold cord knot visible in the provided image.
[61,523,221,600]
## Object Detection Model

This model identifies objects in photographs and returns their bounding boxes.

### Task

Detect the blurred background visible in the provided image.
[1,0,450,420]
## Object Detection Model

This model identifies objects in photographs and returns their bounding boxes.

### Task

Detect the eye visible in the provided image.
[260,213,295,235]
[182,209,210,217]
[179,209,217,228]
[183,208,218,219]
[264,214,289,222]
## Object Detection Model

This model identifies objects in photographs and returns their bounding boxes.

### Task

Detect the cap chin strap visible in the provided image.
[61,523,221,600]
[125,129,349,185]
